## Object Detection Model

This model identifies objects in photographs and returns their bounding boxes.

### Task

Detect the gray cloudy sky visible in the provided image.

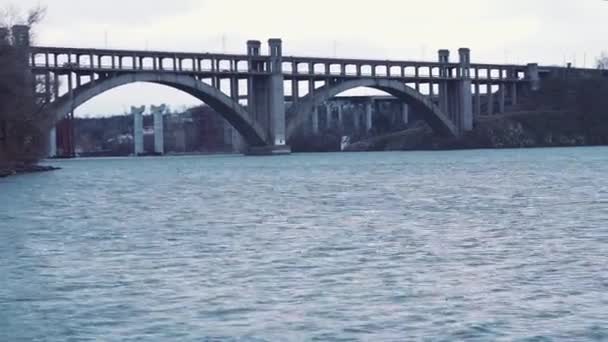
[5,0,608,116]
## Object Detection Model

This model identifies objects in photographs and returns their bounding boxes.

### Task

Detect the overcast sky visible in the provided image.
[4,0,608,116]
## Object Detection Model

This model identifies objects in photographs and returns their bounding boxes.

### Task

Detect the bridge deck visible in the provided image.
[30,46,535,83]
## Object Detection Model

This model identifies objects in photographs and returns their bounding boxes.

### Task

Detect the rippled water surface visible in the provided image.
[1,148,608,341]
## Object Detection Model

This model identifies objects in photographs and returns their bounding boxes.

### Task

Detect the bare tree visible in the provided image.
[0,5,51,168]
[597,52,608,70]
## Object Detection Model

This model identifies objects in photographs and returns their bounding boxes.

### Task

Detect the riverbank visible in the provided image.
[345,110,608,152]
[0,163,60,178]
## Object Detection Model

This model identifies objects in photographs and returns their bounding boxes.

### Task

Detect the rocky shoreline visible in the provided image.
[0,164,60,178]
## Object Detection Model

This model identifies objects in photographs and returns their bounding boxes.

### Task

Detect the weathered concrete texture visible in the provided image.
[151,104,165,155]
[527,63,540,91]
[458,48,473,132]
[48,126,57,158]
[402,104,409,125]
[132,105,145,155]
[311,107,319,134]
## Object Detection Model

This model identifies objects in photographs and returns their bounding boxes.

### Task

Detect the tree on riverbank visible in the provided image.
[0,6,51,169]
[597,52,608,70]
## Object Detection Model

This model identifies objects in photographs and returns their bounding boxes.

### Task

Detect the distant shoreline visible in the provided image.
[0,164,60,178]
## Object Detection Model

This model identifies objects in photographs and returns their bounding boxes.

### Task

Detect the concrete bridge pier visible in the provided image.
[511,83,518,107]
[498,84,506,113]
[402,104,409,125]
[337,104,344,130]
[365,100,373,132]
[438,50,450,115]
[48,126,57,158]
[437,48,473,133]
[457,48,473,132]
[311,106,319,134]
[245,39,290,155]
[527,63,540,92]
[132,105,145,156]
[353,106,361,133]
[151,105,165,155]
[487,85,495,115]
[325,104,333,129]
[474,83,482,117]
[231,129,245,153]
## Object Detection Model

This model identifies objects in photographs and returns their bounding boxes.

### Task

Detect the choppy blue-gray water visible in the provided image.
[1,148,608,341]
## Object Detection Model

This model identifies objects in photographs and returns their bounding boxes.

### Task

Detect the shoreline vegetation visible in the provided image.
[1,8,54,179]
[344,110,608,152]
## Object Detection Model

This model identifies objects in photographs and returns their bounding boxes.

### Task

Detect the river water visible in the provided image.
[1,148,607,341]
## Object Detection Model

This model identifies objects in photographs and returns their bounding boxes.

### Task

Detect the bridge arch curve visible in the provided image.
[286,78,459,139]
[50,73,268,146]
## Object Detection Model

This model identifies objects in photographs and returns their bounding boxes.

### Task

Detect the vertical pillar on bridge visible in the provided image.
[247,39,264,134]
[325,103,333,129]
[487,83,495,115]
[437,48,473,133]
[365,100,373,132]
[402,104,409,126]
[507,69,518,107]
[526,63,540,92]
[245,39,290,155]
[232,128,245,153]
[132,106,145,156]
[337,103,344,131]
[151,105,165,155]
[311,106,319,134]
[474,83,482,117]
[438,50,450,115]
[354,105,361,133]
[457,48,473,132]
[498,84,506,114]
[48,127,57,158]
[267,39,287,148]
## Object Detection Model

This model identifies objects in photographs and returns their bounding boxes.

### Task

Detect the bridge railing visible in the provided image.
[28,45,553,83]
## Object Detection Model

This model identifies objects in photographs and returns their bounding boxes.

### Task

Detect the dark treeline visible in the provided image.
[74,105,231,156]
[0,8,51,174]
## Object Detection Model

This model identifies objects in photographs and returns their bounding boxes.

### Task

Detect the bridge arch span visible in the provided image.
[50,73,268,146]
[286,78,459,139]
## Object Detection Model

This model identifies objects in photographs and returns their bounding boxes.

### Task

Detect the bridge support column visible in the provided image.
[498,84,506,113]
[526,63,540,92]
[312,106,319,134]
[457,48,473,132]
[337,104,343,131]
[402,103,409,126]
[325,104,333,129]
[354,106,361,133]
[511,83,518,107]
[152,105,164,155]
[437,48,473,133]
[232,128,245,153]
[365,100,373,132]
[48,126,57,158]
[474,83,481,117]
[438,50,450,115]
[487,84,494,115]
[132,105,145,156]
[245,39,291,155]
